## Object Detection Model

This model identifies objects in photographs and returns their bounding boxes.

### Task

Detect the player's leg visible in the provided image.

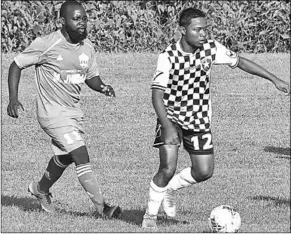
[29,123,120,217]
[67,134,121,219]
[187,130,214,183]
[164,131,214,217]
[28,126,74,213]
[153,145,179,187]
[167,154,214,190]
[167,130,214,189]
[143,145,179,228]
[38,151,73,194]
[142,121,180,228]
[69,146,104,211]
[189,153,214,182]
[28,152,73,212]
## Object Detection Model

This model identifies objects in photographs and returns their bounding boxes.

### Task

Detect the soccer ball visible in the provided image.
[208,205,241,233]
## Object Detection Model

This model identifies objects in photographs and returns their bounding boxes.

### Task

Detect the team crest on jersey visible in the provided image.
[201,57,211,72]
[79,52,89,69]
[56,55,63,61]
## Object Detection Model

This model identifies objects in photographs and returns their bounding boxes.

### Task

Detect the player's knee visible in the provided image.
[57,154,73,166]
[191,167,213,182]
[160,166,176,182]
[69,145,90,165]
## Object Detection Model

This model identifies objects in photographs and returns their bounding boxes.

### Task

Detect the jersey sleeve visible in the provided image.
[213,40,239,68]
[151,52,171,90]
[85,48,100,80]
[14,37,46,69]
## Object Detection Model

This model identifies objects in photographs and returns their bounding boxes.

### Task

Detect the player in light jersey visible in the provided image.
[7,1,121,218]
[142,8,290,228]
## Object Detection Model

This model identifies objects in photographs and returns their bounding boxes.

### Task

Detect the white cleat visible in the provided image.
[142,212,157,229]
[162,189,176,218]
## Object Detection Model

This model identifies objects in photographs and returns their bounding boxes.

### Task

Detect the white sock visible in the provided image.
[167,167,196,191]
[145,180,167,216]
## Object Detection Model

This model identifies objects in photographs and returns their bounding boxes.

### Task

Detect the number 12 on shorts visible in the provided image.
[191,133,213,150]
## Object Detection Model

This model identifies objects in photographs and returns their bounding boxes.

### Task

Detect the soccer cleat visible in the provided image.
[142,212,157,229]
[162,189,176,217]
[28,182,55,213]
[102,203,122,219]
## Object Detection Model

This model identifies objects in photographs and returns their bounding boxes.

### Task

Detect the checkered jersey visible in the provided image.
[152,39,239,132]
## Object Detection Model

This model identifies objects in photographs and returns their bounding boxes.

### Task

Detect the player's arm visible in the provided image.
[7,61,24,118]
[151,53,179,145]
[85,76,115,97]
[152,89,172,128]
[7,37,46,118]
[152,89,180,145]
[86,48,115,97]
[237,56,290,94]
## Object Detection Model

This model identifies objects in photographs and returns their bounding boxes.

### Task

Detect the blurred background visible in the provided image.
[1,0,290,53]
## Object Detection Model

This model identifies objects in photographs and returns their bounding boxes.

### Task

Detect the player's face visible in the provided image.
[63,5,88,43]
[183,17,208,48]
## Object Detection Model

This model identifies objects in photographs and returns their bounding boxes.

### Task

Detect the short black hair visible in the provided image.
[179,8,206,27]
[60,0,83,18]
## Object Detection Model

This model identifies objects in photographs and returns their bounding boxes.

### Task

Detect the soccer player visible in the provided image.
[142,8,290,229]
[7,1,121,218]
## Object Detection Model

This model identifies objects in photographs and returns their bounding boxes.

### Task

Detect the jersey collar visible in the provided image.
[176,39,202,56]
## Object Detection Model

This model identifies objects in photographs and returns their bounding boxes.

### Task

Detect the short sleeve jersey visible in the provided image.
[14,30,99,127]
[151,39,239,132]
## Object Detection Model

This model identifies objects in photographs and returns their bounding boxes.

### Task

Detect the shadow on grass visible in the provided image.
[1,194,42,212]
[1,195,185,227]
[117,209,186,226]
[249,195,290,207]
[264,146,290,159]
[60,208,185,227]
[1,194,97,217]
[115,208,144,226]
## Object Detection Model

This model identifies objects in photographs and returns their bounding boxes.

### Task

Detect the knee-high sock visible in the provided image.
[145,180,167,216]
[167,167,196,191]
[76,163,104,213]
[38,155,69,193]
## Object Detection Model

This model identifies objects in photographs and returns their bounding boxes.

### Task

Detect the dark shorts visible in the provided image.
[153,120,214,155]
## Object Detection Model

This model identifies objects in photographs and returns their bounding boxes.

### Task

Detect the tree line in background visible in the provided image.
[1,0,290,53]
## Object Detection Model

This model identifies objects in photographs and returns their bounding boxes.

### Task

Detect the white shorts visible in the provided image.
[41,119,85,155]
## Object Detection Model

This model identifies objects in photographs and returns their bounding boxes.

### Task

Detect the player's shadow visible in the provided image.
[1,194,42,212]
[118,209,184,226]
[249,195,290,207]
[1,195,184,226]
[59,208,183,226]
[264,146,290,159]
[1,194,89,216]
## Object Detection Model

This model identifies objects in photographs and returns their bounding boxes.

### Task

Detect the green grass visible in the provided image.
[1,52,290,233]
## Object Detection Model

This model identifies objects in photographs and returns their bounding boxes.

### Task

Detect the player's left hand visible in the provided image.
[274,80,290,95]
[101,84,116,97]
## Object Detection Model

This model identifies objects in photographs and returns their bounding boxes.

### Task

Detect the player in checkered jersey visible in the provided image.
[142,7,290,228]
[7,1,121,219]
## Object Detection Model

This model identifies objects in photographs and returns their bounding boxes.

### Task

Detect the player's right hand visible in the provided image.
[274,79,290,95]
[163,124,180,146]
[7,99,24,118]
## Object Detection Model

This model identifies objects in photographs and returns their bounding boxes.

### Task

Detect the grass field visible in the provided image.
[1,52,290,233]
